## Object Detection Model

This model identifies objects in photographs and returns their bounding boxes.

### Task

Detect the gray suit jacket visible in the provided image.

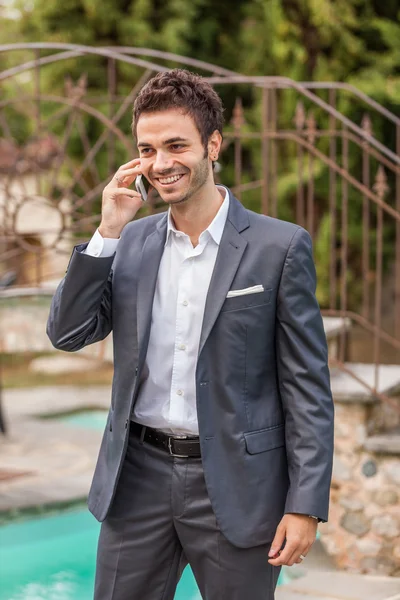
[47,190,334,548]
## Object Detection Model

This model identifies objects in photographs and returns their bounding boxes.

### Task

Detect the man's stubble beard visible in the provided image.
[160,155,211,207]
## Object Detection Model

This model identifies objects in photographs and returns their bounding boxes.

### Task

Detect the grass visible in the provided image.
[1,352,113,389]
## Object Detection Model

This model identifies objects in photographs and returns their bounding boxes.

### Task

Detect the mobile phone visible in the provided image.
[135,174,151,202]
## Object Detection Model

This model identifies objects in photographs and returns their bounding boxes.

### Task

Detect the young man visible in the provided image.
[47,69,334,600]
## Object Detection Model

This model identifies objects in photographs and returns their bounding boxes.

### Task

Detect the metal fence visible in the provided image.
[1,44,399,410]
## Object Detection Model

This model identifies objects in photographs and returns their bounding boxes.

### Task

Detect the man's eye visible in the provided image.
[171,144,184,150]
[140,148,152,155]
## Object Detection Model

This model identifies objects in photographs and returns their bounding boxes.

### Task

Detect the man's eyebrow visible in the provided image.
[137,137,189,148]
[164,137,189,145]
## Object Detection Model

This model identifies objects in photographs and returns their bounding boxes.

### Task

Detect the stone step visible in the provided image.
[276,569,400,600]
[322,317,351,361]
[363,431,400,455]
[323,316,352,340]
[29,354,103,374]
[330,363,400,402]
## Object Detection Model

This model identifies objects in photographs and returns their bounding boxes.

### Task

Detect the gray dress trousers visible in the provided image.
[94,425,281,600]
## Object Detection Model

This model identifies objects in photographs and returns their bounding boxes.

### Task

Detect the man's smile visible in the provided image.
[154,173,187,187]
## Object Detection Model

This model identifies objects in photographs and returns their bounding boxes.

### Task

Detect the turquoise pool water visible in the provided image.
[55,410,108,430]
[0,508,201,600]
[1,411,286,598]
[0,508,286,599]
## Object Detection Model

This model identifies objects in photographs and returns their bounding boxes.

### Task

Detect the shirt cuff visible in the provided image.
[84,228,120,257]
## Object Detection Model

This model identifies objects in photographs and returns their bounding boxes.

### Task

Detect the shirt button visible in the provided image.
[177,389,184,396]
[179,344,186,351]
[183,300,188,306]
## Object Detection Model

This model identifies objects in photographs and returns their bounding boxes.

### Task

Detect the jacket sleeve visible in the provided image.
[46,243,114,352]
[276,227,334,522]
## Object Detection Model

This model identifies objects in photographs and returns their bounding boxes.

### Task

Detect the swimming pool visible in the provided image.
[1,410,288,598]
[0,508,288,600]
[0,507,202,600]
[0,507,287,599]
[40,409,109,430]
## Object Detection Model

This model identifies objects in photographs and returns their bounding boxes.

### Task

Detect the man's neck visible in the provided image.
[170,185,225,247]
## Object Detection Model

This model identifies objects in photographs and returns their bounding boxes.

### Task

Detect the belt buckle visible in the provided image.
[168,436,189,458]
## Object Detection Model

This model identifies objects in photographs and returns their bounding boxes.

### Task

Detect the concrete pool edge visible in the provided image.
[1,386,107,515]
[0,496,88,525]
[275,569,400,600]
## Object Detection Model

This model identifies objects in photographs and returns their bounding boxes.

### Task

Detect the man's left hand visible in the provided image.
[268,513,318,567]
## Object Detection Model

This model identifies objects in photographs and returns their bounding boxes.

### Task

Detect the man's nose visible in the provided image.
[152,152,174,174]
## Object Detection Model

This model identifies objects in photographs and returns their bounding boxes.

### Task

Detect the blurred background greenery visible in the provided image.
[1,0,398,101]
[1,0,399,314]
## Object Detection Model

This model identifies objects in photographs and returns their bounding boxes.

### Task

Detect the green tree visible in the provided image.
[4,0,400,308]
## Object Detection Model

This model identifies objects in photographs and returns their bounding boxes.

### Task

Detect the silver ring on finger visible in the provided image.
[114,174,123,184]
[299,554,306,561]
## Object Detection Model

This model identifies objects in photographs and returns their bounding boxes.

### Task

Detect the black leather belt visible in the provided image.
[130,422,201,458]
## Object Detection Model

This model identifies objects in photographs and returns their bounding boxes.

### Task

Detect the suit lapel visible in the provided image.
[198,194,249,357]
[136,215,167,365]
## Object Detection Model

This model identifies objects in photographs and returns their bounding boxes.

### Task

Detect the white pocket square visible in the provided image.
[226,285,265,298]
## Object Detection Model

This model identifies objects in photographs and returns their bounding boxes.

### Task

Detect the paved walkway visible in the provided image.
[0,386,109,514]
[276,570,400,600]
[1,386,399,599]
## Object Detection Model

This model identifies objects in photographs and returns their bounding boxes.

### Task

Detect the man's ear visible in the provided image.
[208,130,222,161]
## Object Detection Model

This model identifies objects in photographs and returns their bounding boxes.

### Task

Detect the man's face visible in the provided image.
[136,109,215,206]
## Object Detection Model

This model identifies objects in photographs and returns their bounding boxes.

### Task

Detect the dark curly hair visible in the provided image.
[132,69,224,152]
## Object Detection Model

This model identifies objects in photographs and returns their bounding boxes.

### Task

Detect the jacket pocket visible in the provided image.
[244,424,285,454]
[220,288,272,313]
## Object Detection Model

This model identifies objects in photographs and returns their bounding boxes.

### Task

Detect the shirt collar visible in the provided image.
[165,185,229,247]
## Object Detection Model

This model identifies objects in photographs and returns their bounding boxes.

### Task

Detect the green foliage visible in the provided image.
[2,0,400,309]
[10,0,400,112]
[314,213,332,307]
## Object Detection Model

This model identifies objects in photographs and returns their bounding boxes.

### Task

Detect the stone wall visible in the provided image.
[0,297,113,361]
[319,401,400,576]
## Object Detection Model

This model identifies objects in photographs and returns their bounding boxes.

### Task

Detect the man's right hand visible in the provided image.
[99,158,144,239]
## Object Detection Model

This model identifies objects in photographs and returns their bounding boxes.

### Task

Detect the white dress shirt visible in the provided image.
[85,187,229,435]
